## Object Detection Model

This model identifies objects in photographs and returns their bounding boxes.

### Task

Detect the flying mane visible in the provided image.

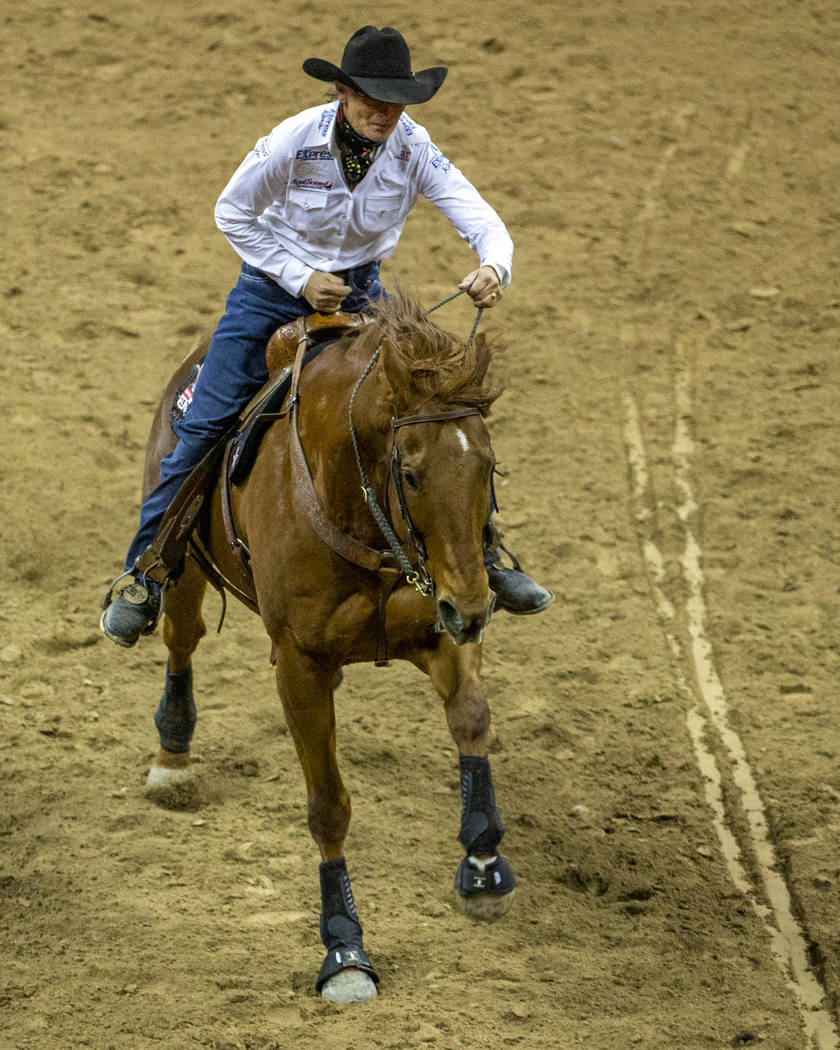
[359,286,505,415]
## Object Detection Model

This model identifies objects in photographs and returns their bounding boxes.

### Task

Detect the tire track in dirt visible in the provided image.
[622,107,839,1050]
[623,376,837,1050]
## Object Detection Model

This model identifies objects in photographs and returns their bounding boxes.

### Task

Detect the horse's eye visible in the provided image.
[403,471,419,491]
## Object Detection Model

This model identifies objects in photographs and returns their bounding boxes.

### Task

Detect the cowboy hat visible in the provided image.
[303,26,447,105]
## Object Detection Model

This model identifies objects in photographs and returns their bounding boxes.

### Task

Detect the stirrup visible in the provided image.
[133,544,179,588]
[99,577,163,648]
[100,567,136,613]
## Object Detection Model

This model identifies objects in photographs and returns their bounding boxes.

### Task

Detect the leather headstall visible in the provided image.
[388,406,482,575]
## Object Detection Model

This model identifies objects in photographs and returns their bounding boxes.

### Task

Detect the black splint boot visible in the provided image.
[316,859,379,1000]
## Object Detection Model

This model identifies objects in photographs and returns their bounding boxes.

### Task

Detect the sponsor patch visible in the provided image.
[399,114,416,135]
[295,146,333,161]
[318,108,336,135]
[170,361,202,430]
[291,176,333,191]
[396,147,412,162]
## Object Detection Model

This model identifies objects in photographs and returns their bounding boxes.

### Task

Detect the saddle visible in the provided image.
[135,311,372,589]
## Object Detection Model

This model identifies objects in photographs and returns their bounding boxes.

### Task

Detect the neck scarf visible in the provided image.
[335,104,380,187]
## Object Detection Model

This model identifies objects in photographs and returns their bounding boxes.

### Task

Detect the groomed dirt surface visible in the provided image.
[2,2,839,1048]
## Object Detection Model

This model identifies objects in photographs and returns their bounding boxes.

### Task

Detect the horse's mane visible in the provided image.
[360,286,505,415]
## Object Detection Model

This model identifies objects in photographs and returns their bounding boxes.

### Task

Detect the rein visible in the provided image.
[426,288,484,343]
[348,347,481,596]
[205,292,488,649]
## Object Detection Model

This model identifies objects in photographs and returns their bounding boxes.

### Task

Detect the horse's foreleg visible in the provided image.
[274,644,378,1002]
[421,641,516,921]
[146,561,207,794]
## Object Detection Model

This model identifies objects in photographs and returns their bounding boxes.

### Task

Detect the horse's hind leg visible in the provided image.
[419,640,516,921]
[145,559,207,795]
[274,644,378,1003]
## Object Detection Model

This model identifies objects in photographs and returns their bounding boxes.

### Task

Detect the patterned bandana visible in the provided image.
[335,104,380,187]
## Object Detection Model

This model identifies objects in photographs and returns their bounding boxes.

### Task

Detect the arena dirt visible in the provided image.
[2,2,838,1048]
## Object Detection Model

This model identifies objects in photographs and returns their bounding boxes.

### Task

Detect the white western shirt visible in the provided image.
[214,102,513,299]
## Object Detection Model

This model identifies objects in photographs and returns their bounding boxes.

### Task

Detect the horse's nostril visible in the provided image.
[438,600,463,633]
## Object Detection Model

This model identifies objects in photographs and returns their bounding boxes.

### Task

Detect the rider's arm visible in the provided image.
[416,141,513,289]
[214,122,316,298]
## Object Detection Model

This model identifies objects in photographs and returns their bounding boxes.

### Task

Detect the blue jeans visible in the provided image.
[124,261,383,571]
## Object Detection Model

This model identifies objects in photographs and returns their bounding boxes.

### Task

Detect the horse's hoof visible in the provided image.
[144,765,200,810]
[146,764,193,788]
[454,887,515,922]
[320,969,378,1003]
[453,854,516,921]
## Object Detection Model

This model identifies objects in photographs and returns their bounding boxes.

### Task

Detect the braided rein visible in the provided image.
[348,345,434,594]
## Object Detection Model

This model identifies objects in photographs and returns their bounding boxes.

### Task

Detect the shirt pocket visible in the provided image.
[288,187,328,213]
[362,195,404,232]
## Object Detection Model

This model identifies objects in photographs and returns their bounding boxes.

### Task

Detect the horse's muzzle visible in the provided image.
[436,594,495,646]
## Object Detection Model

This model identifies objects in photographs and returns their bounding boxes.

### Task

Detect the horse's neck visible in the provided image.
[299,345,392,513]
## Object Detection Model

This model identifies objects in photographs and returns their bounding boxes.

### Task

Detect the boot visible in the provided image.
[484,528,554,615]
[100,578,162,648]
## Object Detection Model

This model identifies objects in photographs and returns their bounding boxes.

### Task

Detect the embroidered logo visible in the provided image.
[254,136,271,160]
[291,176,333,191]
[396,148,412,162]
[430,147,452,174]
[296,147,333,161]
[399,114,416,135]
[318,108,336,135]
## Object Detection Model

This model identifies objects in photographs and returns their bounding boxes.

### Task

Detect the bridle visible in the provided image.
[349,345,481,596]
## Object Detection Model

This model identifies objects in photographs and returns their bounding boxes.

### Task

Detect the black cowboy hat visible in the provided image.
[303,26,447,105]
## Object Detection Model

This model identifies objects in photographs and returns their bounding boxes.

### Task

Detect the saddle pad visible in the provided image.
[170,361,203,430]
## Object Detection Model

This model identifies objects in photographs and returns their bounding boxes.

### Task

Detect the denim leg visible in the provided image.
[124,269,306,570]
[342,263,384,311]
[122,262,384,572]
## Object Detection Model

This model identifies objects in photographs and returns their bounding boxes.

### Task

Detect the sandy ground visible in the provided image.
[1,1,839,1048]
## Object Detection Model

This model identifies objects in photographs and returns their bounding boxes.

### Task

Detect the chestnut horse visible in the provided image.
[142,288,516,1001]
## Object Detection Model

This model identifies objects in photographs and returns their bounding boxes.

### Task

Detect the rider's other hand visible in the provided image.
[458,265,503,309]
[304,271,352,313]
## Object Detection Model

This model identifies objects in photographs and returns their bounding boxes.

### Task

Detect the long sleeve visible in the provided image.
[417,144,513,286]
[214,128,316,298]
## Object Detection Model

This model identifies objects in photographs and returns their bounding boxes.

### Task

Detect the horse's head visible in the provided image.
[362,290,505,646]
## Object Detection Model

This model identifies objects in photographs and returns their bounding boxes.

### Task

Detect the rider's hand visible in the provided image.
[304,271,352,313]
[458,265,503,309]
